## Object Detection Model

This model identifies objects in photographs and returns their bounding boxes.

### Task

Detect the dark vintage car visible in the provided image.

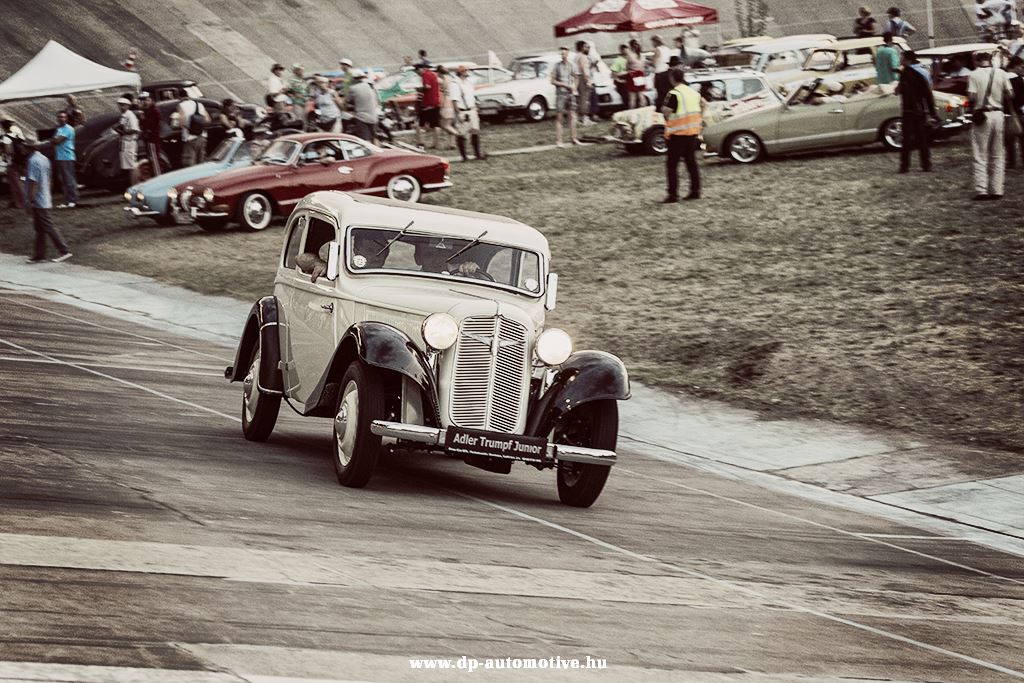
[176,132,451,231]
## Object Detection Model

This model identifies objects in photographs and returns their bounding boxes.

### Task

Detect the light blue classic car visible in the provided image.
[123,137,269,225]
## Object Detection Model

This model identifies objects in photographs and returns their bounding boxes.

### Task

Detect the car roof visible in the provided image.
[273,132,368,145]
[686,67,764,79]
[917,42,1000,57]
[743,35,835,53]
[299,192,550,253]
[818,36,908,50]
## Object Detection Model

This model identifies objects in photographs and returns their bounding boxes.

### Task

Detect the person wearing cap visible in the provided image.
[346,69,379,142]
[450,65,485,161]
[139,92,163,176]
[337,58,355,97]
[115,97,141,185]
[968,49,1013,198]
[51,111,78,208]
[310,76,343,133]
[267,63,286,111]
[286,64,308,112]
[176,92,210,167]
[895,51,937,172]
[414,62,441,149]
[23,141,72,264]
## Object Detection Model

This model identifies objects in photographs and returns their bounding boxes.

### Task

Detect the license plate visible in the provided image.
[445,427,548,464]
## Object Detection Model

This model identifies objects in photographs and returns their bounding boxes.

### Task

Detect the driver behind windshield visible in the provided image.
[414,239,481,277]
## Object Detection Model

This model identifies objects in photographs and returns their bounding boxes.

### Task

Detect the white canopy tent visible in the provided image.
[0,40,140,103]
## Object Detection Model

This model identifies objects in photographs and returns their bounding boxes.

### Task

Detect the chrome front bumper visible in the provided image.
[422,180,453,190]
[370,420,617,467]
[123,205,160,218]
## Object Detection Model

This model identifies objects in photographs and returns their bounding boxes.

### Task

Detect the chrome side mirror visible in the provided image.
[545,272,558,311]
[326,241,341,281]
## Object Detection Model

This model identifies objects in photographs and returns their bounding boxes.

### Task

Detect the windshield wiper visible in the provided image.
[447,230,488,263]
[376,220,415,256]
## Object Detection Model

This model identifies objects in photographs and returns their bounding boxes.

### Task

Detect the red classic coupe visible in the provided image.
[174,133,451,231]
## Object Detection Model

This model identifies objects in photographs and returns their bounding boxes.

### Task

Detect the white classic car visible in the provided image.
[226,192,631,507]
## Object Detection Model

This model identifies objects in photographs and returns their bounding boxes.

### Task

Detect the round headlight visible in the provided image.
[135,191,145,202]
[167,187,178,199]
[123,191,132,201]
[535,328,572,366]
[202,188,215,202]
[421,313,458,351]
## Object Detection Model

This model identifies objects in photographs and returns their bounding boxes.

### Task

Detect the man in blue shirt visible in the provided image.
[23,143,72,263]
[52,111,78,208]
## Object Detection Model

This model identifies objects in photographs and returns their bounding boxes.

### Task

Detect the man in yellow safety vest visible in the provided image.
[660,68,705,202]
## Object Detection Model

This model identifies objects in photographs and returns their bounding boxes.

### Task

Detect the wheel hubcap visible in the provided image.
[243,355,259,422]
[389,177,416,201]
[652,133,667,154]
[731,135,758,162]
[886,121,903,147]
[529,101,544,118]
[245,196,270,228]
[335,381,359,467]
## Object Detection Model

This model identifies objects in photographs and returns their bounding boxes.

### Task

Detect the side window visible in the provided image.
[283,214,307,268]
[300,141,344,165]
[697,80,727,102]
[304,217,337,260]
[741,78,766,97]
[339,139,372,160]
[725,78,746,100]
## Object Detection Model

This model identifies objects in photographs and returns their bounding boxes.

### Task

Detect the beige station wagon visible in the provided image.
[225,192,630,507]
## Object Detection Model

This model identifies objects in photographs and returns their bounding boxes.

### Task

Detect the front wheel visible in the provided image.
[333,361,387,488]
[555,400,618,508]
[238,192,274,231]
[386,174,421,202]
[241,348,281,442]
[881,117,903,150]
[525,96,548,122]
[642,125,667,155]
[725,131,764,164]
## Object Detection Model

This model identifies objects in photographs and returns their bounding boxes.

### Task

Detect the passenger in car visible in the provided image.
[296,242,331,282]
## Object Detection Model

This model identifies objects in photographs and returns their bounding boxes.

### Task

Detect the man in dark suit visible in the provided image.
[895,50,937,172]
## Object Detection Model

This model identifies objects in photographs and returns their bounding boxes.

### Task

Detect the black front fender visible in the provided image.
[224,296,283,394]
[303,322,440,421]
[526,350,630,438]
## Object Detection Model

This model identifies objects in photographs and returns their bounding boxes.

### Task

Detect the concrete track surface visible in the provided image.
[1,288,1022,683]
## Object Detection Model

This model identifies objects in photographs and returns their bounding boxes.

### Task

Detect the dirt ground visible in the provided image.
[2,119,1022,451]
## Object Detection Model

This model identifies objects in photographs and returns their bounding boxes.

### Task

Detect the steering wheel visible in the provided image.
[464,269,495,282]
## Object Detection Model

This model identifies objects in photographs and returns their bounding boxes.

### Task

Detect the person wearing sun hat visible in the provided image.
[346,69,379,142]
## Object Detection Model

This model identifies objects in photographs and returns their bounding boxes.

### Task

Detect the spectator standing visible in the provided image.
[2,120,26,208]
[437,65,460,150]
[140,92,163,176]
[1005,55,1024,168]
[310,77,343,132]
[551,46,580,147]
[346,70,379,142]
[266,63,286,111]
[610,44,630,107]
[854,6,879,37]
[115,97,141,185]
[336,59,355,97]
[895,51,936,172]
[660,68,704,202]
[23,143,71,263]
[176,94,210,167]
[415,62,441,149]
[575,41,595,126]
[967,50,1013,198]
[650,35,672,108]
[453,65,485,161]
[626,39,645,110]
[286,64,307,113]
[876,33,901,85]
[883,7,916,37]
[417,49,432,67]
[673,35,688,65]
[62,95,85,126]
[51,111,78,208]
[1005,21,1024,57]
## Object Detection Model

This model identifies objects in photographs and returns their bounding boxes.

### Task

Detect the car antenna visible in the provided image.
[376,220,414,256]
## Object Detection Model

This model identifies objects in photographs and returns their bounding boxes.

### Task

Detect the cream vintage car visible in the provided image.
[704,77,969,163]
[225,192,630,507]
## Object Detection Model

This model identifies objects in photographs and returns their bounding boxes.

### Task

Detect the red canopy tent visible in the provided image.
[554,0,718,37]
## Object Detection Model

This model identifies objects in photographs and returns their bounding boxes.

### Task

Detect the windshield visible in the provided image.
[804,50,837,71]
[259,139,299,165]
[511,60,550,80]
[207,139,238,162]
[348,227,543,295]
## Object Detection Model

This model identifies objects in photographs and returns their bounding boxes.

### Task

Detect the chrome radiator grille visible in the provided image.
[450,316,529,433]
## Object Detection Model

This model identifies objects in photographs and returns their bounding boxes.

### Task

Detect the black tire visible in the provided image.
[724,131,764,164]
[196,217,228,232]
[241,346,281,442]
[525,96,548,122]
[555,400,618,508]
[332,361,387,488]
[642,125,667,155]
[880,117,903,150]
[238,192,274,231]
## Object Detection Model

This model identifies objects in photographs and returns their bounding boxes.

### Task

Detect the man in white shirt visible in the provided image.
[967,50,1013,198]
[177,95,210,167]
[650,35,673,108]
[451,65,485,160]
[266,63,286,112]
[115,97,141,185]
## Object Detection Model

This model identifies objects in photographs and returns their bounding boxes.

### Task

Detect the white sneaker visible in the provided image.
[52,252,73,263]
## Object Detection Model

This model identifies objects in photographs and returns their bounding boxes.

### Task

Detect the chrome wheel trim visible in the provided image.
[527,98,546,120]
[884,119,903,148]
[243,194,272,230]
[335,379,359,467]
[651,130,668,154]
[243,353,260,422]
[387,175,420,202]
[729,133,760,163]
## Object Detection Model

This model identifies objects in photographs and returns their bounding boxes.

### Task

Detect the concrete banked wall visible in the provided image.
[1,0,974,127]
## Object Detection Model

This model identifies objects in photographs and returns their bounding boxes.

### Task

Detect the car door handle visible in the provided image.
[829,108,844,114]
[338,166,353,174]
[321,302,334,312]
